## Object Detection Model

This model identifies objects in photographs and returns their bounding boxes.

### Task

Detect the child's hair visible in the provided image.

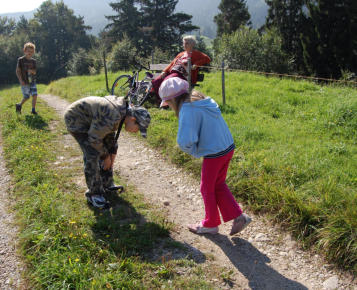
[169,90,206,117]
[24,42,36,51]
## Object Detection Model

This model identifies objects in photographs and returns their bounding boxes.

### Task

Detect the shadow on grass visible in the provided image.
[220,104,237,114]
[89,190,206,264]
[24,114,48,130]
[205,234,308,290]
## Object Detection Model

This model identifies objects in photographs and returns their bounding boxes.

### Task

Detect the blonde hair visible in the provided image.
[183,35,196,47]
[24,42,36,51]
[168,90,206,117]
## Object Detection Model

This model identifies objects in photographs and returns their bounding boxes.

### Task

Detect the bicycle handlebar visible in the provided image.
[132,59,150,71]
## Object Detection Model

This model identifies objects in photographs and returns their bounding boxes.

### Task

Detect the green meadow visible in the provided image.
[0,85,216,288]
[46,71,357,272]
[0,70,355,288]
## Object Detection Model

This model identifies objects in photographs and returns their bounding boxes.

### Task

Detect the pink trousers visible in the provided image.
[200,150,242,227]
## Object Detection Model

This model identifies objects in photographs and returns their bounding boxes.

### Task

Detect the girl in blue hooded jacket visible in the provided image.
[159,77,252,235]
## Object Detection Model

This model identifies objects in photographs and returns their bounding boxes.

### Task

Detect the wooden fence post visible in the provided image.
[103,50,109,93]
[222,60,226,105]
[187,53,192,93]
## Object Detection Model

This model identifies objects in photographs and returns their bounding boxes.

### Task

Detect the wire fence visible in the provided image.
[148,58,357,104]
[50,53,356,105]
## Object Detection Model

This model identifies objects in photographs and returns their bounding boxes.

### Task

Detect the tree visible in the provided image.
[214,0,251,37]
[14,16,30,35]
[108,35,138,71]
[301,0,357,79]
[139,0,198,54]
[214,27,291,73]
[264,0,305,72]
[106,0,142,47]
[30,0,92,81]
[106,0,197,56]
[0,17,16,36]
[0,33,29,84]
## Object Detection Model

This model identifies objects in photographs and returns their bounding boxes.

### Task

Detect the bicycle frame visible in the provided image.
[111,62,153,107]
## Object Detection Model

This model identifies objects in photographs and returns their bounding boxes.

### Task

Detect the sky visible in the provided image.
[0,0,45,14]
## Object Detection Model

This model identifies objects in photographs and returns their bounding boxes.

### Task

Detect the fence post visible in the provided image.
[221,60,226,105]
[187,52,192,93]
[103,50,109,93]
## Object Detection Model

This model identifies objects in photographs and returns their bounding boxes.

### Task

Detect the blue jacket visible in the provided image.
[177,97,234,158]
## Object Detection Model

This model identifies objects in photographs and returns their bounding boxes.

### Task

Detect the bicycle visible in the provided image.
[111,62,154,107]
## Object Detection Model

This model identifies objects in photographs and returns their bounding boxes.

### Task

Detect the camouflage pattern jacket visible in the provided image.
[64,96,127,158]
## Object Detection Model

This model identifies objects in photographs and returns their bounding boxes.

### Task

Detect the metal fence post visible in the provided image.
[222,60,226,105]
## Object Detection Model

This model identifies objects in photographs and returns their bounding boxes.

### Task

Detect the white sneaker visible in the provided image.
[230,213,252,235]
[188,222,219,235]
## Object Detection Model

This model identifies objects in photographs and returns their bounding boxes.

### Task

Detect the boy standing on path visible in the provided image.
[15,42,38,115]
[64,96,151,209]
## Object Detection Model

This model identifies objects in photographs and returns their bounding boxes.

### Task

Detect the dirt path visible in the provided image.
[39,94,356,290]
[0,130,24,289]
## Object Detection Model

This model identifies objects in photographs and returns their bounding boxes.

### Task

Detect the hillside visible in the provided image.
[0,0,268,38]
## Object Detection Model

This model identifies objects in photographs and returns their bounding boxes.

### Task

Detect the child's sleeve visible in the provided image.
[88,123,111,159]
[194,51,211,66]
[164,52,183,74]
[177,107,200,158]
[87,108,117,159]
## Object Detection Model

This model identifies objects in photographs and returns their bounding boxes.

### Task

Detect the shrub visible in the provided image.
[107,36,137,72]
[214,27,292,73]
[67,48,92,76]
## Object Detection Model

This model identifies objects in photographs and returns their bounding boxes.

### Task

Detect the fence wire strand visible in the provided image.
[66,54,357,86]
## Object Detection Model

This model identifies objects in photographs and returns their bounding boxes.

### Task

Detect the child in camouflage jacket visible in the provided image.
[64,95,151,209]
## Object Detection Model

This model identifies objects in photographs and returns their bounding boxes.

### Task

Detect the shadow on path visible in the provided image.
[205,234,308,290]
[89,190,206,264]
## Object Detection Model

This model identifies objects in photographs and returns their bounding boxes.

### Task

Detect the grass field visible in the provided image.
[46,71,357,273]
[0,70,356,288]
[0,85,220,288]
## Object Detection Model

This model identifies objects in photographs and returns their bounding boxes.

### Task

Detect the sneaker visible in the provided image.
[188,222,218,235]
[31,109,38,115]
[230,213,252,235]
[85,192,110,209]
[15,103,22,114]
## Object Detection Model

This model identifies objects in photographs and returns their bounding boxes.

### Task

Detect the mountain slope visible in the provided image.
[0,0,268,38]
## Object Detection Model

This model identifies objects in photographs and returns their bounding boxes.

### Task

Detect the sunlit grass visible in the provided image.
[46,71,357,272]
[0,85,215,288]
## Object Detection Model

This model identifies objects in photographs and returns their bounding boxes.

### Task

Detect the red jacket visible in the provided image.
[164,50,211,84]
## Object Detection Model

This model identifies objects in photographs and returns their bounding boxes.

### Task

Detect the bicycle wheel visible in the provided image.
[130,81,152,106]
[111,75,132,97]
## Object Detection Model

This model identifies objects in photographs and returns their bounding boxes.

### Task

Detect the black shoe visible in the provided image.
[15,104,22,114]
[31,109,38,115]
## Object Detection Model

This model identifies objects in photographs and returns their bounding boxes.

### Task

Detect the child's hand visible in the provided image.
[102,155,112,170]
[110,154,116,168]
[192,64,197,70]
